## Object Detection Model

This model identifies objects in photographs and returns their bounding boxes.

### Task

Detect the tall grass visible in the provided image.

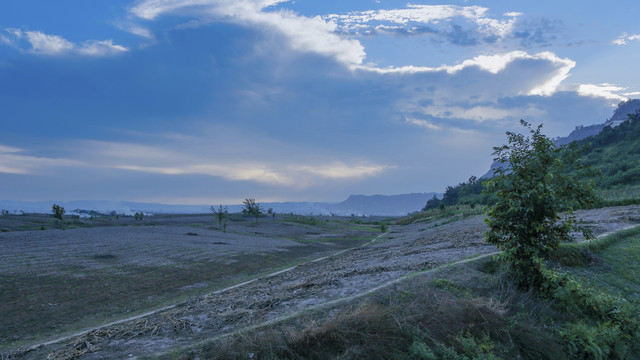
[396,205,485,226]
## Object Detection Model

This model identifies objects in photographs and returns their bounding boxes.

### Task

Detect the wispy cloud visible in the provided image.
[2,28,128,57]
[404,116,441,130]
[0,134,389,188]
[613,33,640,45]
[87,139,389,187]
[324,4,520,43]
[114,21,155,40]
[0,144,84,175]
[356,51,574,97]
[416,105,543,123]
[114,161,387,187]
[578,83,629,101]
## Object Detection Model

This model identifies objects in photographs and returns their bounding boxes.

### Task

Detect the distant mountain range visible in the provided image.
[0,192,439,217]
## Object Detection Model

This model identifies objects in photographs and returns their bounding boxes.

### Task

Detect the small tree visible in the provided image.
[242,198,263,224]
[134,212,144,221]
[422,195,441,211]
[52,204,65,221]
[210,205,228,230]
[484,120,597,291]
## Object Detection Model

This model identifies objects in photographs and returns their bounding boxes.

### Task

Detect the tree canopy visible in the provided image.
[484,120,597,290]
[242,198,263,224]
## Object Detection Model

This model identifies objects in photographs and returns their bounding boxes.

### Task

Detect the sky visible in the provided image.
[0,0,639,205]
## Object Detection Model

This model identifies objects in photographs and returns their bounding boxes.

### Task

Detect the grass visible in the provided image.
[596,184,640,202]
[151,226,640,360]
[0,245,348,350]
[554,225,640,298]
[396,205,485,226]
[152,258,560,360]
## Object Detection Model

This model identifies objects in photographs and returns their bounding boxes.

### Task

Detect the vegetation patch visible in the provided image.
[396,205,483,226]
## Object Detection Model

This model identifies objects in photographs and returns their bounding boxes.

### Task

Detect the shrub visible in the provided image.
[51,204,65,221]
[484,121,597,291]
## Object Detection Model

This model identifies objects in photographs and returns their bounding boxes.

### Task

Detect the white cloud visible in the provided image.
[324,4,520,39]
[0,33,14,46]
[2,28,128,57]
[577,83,629,101]
[299,162,388,179]
[131,0,366,66]
[526,52,575,96]
[130,0,290,20]
[0,144,84,175]
[115,161,387,186]
[20,30,75,55]
[77,39,129,57]
[115,21,156,40]
[72,136,389,188]
[613,33,640,45]
[355,51,574,97]
[1,135,389,187]
[405,116,441,130]
[418,104,545,123]
[0,145,23,153]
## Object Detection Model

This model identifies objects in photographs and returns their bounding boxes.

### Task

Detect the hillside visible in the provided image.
[606,98,640,126]
[575,114,640,188]
[436,102,640,210]
[482,99,640,179]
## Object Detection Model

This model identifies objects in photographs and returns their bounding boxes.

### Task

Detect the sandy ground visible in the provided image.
[4,205,640,359]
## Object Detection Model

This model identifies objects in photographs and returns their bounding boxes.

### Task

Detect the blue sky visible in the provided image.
[0,0,638,205]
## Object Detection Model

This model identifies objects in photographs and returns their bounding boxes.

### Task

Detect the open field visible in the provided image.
[1,206,639,359]
[0,213,381,352]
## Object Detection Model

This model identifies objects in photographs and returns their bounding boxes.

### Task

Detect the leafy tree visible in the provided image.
[484,120,597,291]
[242,198,263,224]
[422,195,442,211]
[134,212,144,221]
[210,205,228,230]
[51,204,65,221]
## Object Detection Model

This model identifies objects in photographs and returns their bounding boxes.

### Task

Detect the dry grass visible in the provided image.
[157,260,566,360]
[0,216,378,351]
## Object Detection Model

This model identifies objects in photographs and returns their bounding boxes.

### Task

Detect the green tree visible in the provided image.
[51,204,65,221]
[422,195,441,211]
[484,120,597,291]
[242,198,263,224]
[210,205,228,230]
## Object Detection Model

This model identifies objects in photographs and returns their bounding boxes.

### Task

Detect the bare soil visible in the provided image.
[2,205,639,359]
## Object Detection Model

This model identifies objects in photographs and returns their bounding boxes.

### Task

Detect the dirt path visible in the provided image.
[8,205,640,359]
